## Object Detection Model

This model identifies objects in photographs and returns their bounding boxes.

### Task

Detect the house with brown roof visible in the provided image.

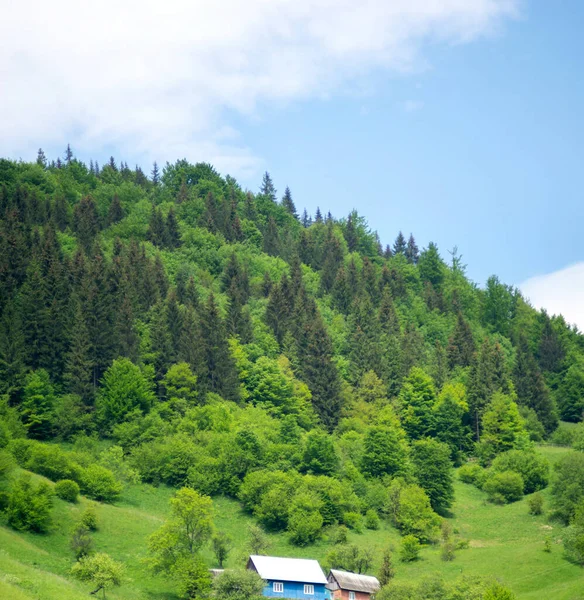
[326,569,380,600]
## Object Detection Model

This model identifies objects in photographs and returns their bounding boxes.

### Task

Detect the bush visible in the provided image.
[563,526,584,565]
[0,490,10,511]
[400,535,421,562]
[491,450,549,494]
[550,424,576,447]
[483,471,524,504]
[0,449,14,478]
[365,509,380,530]
[458,463,485,485]
[551,452,584,524]
[343,511,364,532]
[55,479,80,503]
[331,525,349,545]
[528,492,544,516]
[7,474,54,533]
[213,569,265,600]
[80,504,99,531]
[288,509,323,546]
[70,524,93,559]
[80,465,122,502]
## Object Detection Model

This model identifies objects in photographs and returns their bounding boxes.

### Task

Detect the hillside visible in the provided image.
[1,151,584,600]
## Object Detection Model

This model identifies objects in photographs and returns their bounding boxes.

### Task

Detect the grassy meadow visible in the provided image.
[0,445,582,600]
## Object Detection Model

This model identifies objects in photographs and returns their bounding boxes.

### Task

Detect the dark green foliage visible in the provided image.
[70,523,94,559]
[528,492,544,516]
[447,313,476,369]
[73,196,100,252]
[412,438,454,513]
[211,531,232,568]
[361,425,408,478]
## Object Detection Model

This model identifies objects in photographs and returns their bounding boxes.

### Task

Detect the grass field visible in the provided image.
[0,445,582,600]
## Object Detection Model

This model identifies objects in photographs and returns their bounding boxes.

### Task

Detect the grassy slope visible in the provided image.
[0,446,582,600]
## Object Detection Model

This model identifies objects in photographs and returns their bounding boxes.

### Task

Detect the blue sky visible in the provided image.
[2,1,583,324]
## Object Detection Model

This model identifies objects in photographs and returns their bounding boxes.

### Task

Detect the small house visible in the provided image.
[247,555,329,599]
[326,569,380,600]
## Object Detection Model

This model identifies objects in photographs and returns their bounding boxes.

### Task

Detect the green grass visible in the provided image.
[1,446,583,599]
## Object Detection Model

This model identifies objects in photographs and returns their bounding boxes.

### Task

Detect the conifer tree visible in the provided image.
[36,148,47,168]
[151,162,160,185]
[107,195,123,225]
[315,207,323,223]
[149,301,173,387]
[53,195,69,231]
[64,298,94,404]
[116,292,139,363]
[73,196,100,253]
[393,231,407,255]
[281,186,297,218]
[447,312,476,369]
[148,207,166,247]
[165,208,181,248]
[65,144,73,164]
[383,244,392,259]
[418,242,445,289]
[405,234,419,264]
[0,299,26,399]
[319,226,344,293]
[260,172,277,202]
[198,294,240,402]
[398,367,436,440]
[538,314,565,373]
[378,547,395,587]
[345,213,358,252]
[263,217,281,257]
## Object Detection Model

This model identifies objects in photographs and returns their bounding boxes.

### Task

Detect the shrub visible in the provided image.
[563,504,584,565]
[551,452,584,524]
[55,479,80,503]
[343,511,364,532]
[7,474,54,533]
[71,524,93,559]
[288,509,323,546]
[483,471,524,504]
[0,449,14,478]
[550,424,576,447]
[9,438,36,465]
[331,525,349,545]
[441,539,456,562]
[528,492,544,516]
[365,509,380,530]
[491,450,549,494]
[458,463,485,485]
[0,490,10,511]
[400,535,421,562]
[213,569,265,600]
[80,465,122,502]
[80,504,99,531]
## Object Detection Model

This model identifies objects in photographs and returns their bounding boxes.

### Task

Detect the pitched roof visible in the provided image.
[248,555,327,584]
[328,569,380,594]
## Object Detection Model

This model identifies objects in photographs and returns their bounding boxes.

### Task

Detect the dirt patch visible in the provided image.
[469,540,496,548]
[540,525,553,531]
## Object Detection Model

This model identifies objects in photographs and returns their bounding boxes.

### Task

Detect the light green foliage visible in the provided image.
[148,487,214,574]
[483,471,524,504]
[557,363,584,422]
[528,492,544,516]
[433,382,470,463]
[174,554,212,599]
[342,511,364,532]
[6,474,54,532]
[563,503,584,565]
[477,393,529,464]
[325,543,374,574]
[361,424,408,478]
[458,462,487,486]
[398,368,436,440]
[54,479,79,502]
[96,358,155,428]
[213,569,265,600]
[80,503,99,530]
[247,523,270,555]
[80,464,123,502]
[400,535,421,562]
[365,508,380,530]
[99,445,140,485]
[551,451,584,523]
[212,531,232,568]
[412,438,454,514]
[20,369,55,439]
[388,479,441,541]
[162,362,199,412]
[572,423,584,451]
[490,450,549,494]
[71,552,124,599]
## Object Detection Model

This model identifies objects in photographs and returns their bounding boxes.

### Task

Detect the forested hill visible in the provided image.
[1,150,584,597]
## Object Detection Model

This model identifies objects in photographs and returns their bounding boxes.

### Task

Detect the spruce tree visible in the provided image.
[393,231,407,255]
[260,172,277,202]
[107,194,123,225]
[151,162,160,185]
[447,312,476,369]
[301,209,312,228]
[148,207,166,247]
[538,314,565,373]
[0,299,26,399]
[263,217,281,256]
[64,298,94,405]
[36,148,47,168]
[319,226,344,293]
[281,186,297,218]
[165,208,181,248]
[345,213,358,252]
[73,196,100,253]
[405,234,419,264]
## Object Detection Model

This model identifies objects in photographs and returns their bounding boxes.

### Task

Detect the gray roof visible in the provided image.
[248,555,327,584]
[328,569,380,594]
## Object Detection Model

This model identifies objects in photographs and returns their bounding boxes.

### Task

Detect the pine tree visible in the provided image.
[198,294,240,401]
[108,156,117,171]
[383,244,392,259]
[64,298,94,404]
[53,195,69,231]
[281,186,297,218]
[65,144,73,164]
[0,299,26,399]
[315,207,323,223]
[393,231,407,255]
[149,301,173,387]
[260,172,277,202]
[319,226,344,293]
[151,162,160,185]
[263,217,281,256]
[36,148,47,168]
[538,313,565,373]
[148,207,166,247]
[165,208,181,248]
[447,312,476,369]
[405,234,419,264]
[73,196,100,253]
[418,242,445,289]
[345,212,358,252]
[116,291,139,363]
[166,289,183,361]
[107,195,123,225]
[301,209,312,228]
[266,275,293,344]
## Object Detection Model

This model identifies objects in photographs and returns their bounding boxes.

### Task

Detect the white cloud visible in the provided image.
[402,100,425,112]
[520,262,584,331]
[0,0,518,176]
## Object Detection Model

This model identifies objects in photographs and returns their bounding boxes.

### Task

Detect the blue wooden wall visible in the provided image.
[261,579,330,600]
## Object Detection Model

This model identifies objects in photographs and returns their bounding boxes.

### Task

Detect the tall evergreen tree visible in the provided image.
[151,161,160,185]
[64,298,94,404]
[73,196,100,253]
[260,172,277,202]
[165,208,181,248]
[263,217,281,257]
[107,194,123,225]
[281,186,297,218]
[148,207,166,247]
[393,231,407,255]
[447,312,476,369]
[405,234,419,264]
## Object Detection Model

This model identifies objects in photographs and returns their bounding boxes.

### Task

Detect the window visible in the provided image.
[273,582,283,593]
[349,593,356,600]
[304,584,314,595]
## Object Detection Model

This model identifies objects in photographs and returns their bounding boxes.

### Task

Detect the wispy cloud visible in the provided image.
[520,262,584,330]
[402,100,425,113]
[0,0,518,176]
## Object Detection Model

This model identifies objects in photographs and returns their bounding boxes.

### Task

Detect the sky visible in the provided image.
[1,1,583,326]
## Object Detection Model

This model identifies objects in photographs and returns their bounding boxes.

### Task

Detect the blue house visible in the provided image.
[247,555,330,600]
